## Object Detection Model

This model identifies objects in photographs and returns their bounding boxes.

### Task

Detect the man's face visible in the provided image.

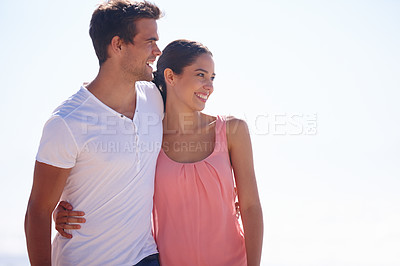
[122,18,161,81]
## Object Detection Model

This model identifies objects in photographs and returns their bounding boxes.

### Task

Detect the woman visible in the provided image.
[55,40,263,266]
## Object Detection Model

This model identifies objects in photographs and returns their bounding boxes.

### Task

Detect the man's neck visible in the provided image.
[87,65,138,119]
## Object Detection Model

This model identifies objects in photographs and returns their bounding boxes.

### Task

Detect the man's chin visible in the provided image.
[137,73,153,82]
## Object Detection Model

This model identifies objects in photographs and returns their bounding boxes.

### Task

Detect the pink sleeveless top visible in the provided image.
[153,116,247,266]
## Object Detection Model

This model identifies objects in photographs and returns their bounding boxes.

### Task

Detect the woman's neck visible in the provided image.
[163,102,203,135]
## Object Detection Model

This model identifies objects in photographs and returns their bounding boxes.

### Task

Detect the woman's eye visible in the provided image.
[197,73,205,77]
[211,76,215,81]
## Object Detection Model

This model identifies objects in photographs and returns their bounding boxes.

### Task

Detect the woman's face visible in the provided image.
[169,53,215,111]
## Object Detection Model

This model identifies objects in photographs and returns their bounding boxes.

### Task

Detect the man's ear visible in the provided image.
[164,68,176,86]
[109,36,123,56]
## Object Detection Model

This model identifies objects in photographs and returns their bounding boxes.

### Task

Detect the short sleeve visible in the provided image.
[36,116,78,169]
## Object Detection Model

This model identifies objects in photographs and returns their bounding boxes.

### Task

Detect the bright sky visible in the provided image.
[1,0,399,265]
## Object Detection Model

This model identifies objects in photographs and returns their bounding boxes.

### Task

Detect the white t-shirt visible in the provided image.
[36,81,163,265]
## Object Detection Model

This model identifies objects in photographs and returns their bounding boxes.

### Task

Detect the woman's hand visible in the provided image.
[53,201,86,238]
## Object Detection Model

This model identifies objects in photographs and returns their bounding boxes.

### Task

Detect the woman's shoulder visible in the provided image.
[224,116,250,149]
[200,113,217,125]
[225,116,249,132]
[199,114,249,135]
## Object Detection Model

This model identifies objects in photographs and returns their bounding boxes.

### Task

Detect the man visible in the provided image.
[24,1,163,265]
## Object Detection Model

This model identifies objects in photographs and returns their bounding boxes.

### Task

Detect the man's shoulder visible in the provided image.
[135,81,158,92]
[135,81,164,117]
[52,87,91,119]
[136,81,163,104]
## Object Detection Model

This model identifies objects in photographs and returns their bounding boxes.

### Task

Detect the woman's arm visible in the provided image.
[227,118,263,266]
[53,201,86,238]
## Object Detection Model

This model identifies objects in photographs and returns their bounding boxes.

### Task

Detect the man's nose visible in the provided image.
[153,44,162,57]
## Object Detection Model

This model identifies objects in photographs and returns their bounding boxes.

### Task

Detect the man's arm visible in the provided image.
[25,161,71,266]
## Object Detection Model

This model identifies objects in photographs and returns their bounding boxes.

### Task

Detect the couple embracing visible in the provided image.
[25,1,263,265]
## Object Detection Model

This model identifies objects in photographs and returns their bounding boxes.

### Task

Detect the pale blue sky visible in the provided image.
[1,0,399,265]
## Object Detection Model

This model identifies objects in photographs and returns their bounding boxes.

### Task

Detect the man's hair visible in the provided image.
[89,0,161,65]
[153,39,213,106]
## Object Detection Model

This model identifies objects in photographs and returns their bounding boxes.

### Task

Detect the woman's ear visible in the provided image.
[164,68,176,86]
